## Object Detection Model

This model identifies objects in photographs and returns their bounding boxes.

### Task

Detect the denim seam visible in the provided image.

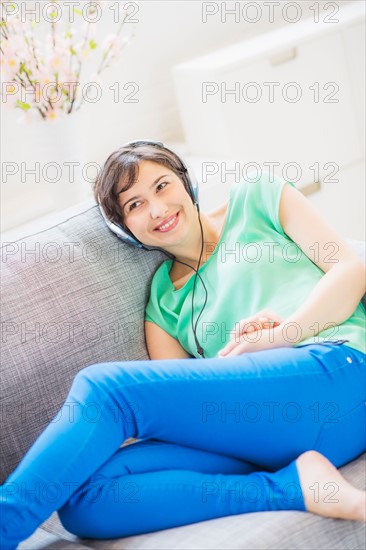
[312,399,366,450]
[102,358,364,389]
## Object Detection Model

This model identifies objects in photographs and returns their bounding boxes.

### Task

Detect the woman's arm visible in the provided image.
[279,183,366,345]
[145,321,193,360]
[219,184,366,357]
[281,262,365,345]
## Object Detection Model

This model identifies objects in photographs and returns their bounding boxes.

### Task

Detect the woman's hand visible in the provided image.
[217,309,285,358]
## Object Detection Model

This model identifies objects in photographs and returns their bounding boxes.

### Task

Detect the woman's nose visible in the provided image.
[149,199,169,218]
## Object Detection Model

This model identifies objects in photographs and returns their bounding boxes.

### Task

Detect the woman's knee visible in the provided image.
[58,479,131,539]
[72,362,130,393]
[57,496,92,538]
[58,479,113,538]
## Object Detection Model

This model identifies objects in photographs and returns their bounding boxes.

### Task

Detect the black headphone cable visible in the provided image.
[130,204,208,358]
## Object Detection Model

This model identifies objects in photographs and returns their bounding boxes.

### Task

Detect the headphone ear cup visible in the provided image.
[98,202,167,252]
[98,203,142,248]
[97,140,200,248]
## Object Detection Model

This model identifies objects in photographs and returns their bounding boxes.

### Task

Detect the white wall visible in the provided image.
[1,0,352,235]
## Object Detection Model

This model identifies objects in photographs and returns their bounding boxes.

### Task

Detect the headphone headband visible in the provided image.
[98,140,199,250]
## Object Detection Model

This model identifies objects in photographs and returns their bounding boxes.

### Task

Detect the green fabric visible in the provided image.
[145,172,366,358]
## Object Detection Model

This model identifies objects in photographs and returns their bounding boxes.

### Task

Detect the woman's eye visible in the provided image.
[157,182,168,191]
[127,182,168,212]
[128,201,140,211]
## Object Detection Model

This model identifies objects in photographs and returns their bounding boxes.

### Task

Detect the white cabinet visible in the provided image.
[172,2,365,239]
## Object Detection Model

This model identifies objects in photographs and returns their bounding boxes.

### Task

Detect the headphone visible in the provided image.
[97,140,208,358]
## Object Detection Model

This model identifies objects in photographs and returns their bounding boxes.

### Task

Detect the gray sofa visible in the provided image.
[1,198,365,550]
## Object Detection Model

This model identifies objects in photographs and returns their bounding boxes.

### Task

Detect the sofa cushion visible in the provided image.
[0,201,166,482]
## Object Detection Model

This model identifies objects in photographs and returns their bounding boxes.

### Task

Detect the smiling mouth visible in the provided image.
[154,212,180,232]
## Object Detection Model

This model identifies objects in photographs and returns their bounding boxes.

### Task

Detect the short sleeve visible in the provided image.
[249,171,297,237]
[145,298,158,324]
[144,265,164,325]
[144,261,176,336]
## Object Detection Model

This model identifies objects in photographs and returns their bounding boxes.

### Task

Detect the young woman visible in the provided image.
[1,142,366,549]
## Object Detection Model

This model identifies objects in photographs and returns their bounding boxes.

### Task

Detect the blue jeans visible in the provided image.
[1,342,365,548]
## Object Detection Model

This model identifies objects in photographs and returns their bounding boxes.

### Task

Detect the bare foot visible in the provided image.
[296,450,366,522]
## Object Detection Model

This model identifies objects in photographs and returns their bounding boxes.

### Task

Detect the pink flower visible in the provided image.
[45,106,66,122]
[101,34,122,62]
[1,82,20,109]
[1,2,135,121]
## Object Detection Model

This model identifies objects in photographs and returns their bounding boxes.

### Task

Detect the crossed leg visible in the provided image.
[1,342,365,547]
[58,439,267,538]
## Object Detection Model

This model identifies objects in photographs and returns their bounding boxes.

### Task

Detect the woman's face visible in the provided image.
[117,160,196,249]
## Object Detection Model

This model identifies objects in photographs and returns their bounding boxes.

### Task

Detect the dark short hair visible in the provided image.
[93,143,193,229]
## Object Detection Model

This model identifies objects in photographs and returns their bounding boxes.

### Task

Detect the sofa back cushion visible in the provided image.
[0,202,166,482]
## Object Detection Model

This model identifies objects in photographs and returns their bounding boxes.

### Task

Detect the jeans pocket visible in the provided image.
[313,400,366,467]
[307,341,365,374]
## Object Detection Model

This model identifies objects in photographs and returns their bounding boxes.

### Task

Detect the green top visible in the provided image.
[145,172,366,358]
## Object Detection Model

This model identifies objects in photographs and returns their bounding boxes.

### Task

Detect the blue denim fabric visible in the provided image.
[1,342,365,547]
